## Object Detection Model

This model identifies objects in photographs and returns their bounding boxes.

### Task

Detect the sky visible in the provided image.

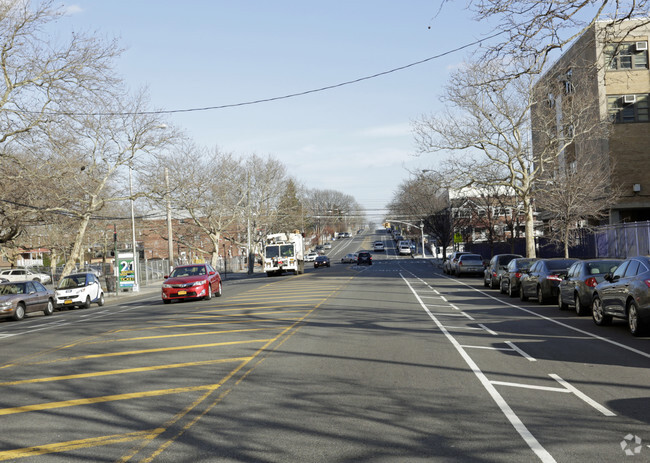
[56,1,498,224]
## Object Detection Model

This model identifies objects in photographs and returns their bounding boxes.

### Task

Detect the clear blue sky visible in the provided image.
[58,1,496,223]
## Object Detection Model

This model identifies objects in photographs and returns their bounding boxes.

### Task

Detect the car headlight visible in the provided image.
[191,280,207,287]
[0,301,12,309]
[162,284,173,288]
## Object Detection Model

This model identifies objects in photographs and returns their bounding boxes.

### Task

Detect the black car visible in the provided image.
[591,256,650,336]
[484,254,522,289]
[501,258,537,297]
[520,258,578,304]
[314,255,330,268]
[357,251,372,266]
[558,259,622,315]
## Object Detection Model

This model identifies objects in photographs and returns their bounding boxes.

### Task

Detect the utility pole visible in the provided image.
[165,167,174,273]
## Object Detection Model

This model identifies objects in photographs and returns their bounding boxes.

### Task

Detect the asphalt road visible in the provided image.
[0,229,649,462]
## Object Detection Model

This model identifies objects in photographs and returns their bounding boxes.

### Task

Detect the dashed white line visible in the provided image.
[478,323,498,335]
[549,374,615,416]
[400,273,556,463]
[505,341,536,361]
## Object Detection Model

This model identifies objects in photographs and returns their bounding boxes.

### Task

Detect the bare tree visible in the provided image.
[536,151,621,257]
[465,0,648,79]
[0,0,121,147]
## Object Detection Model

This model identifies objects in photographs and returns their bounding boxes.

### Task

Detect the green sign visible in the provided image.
[117,252,135,288]
[453,233,463,244]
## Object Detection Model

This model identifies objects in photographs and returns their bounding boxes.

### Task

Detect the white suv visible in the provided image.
[373,241,385,252]
[398,241,412,255]
[55,273,105,309]
[0,267,52,284]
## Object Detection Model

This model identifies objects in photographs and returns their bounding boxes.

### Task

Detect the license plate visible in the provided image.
[177,290,187,296]
[64,299,73,305]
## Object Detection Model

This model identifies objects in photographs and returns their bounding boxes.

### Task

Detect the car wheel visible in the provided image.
[558,292,569,310]
[13,302,25,321]
[592,296,612,326]
[490,278,498,290]
[519,285,528,301]
[205,284,212,300]
[97,293,105,307]
[215,282,222,297]
[575,294,587,316]
[628,300,645,336]
[44,299,54,316]
[537,286,547,305]
[163,299,171,304]
[83,295,91,309]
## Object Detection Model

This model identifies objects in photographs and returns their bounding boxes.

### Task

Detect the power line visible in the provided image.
[45,31,506,117]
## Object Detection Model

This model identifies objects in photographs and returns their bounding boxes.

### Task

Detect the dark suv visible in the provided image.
[357,251,372,266]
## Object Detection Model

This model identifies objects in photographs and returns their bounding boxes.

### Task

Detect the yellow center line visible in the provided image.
[0,429,164,461]
[82,327,285,345]
[0,357,253,386]
[18,338,273,367]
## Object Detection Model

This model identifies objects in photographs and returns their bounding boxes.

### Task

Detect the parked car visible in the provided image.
[501,258,537,297]
[591,256,650,336]
[323,242,332,249]
[455,254,484,276]
[519,258,578,304]
[0,281,55,321]
[483,254,523,289]
[0,267,52,284]
[558,259,622,315]
[314,255,331,268]
[341,253,357,264]
[305,252,319,262]
[55,272,105,309]
[357,251,372,266]
[161,263,222,304]
[444,252,471,275]
[373,241,385,252]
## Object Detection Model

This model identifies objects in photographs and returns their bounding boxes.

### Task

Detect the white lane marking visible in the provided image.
[449,303,461,311]
[460,311,475,320]
[491,381,570,394]
[505,341,536,361]
[461,344,513,349]
[401,273,556,463]
[549,374,616,417]
[440,295,448,302]
[478,324,498,335]
[434,313,470,317]
[441,276,650,360]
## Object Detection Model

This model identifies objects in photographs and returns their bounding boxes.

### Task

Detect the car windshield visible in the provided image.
[265,246,280,259]
[547,260,575,270]
[461,256,483,263]
[58,275,86,289]
[281,245,294,257]
[0,283,24,295]
[516,259,535,270]
[586,261,620,275]
[170,266,206,277]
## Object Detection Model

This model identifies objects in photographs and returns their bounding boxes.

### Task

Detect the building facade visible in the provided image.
[532,19,650,223]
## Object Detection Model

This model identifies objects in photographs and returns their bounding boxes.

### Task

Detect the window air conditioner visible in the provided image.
[623,95,636,104]
[635,41,648,51]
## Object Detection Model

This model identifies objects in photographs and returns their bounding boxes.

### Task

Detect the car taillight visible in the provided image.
[645,279,650,288]
[459,261,463,266]
[492,271,497,278]
[547,274,562,282]
[585,277,598,288]
[515,272,521,279]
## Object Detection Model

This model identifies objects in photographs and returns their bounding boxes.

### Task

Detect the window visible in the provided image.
[608,94,649,123]
[605,42,649,70]
[625,260,640,277]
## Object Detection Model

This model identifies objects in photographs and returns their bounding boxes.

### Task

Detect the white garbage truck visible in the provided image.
[263,232,305,276]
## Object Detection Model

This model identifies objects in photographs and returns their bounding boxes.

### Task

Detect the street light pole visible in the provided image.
[165,167,174,272]
[129,165,139,292]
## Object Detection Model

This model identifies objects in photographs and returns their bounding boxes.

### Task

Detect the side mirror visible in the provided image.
[603,273,612,282]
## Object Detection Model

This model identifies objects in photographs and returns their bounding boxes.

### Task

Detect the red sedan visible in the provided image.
[161,264,222,303]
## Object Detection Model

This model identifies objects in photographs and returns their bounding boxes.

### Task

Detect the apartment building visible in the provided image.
[532,19,650,223]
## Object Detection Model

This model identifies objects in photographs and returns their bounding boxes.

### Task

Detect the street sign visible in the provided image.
[117,252,135,289]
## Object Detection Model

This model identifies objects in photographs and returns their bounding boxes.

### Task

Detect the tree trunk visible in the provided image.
[62,214,91,277]
[524,199,536,258]
[564,226,570,258]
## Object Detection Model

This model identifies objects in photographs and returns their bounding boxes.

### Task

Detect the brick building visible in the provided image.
[532,19,650,223]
